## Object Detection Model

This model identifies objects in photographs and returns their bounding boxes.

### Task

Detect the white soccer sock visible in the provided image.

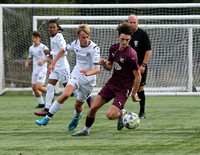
[37,96,44,105]
[49,100,63,115]
[74,109,82,119]
[45,84,55,109]
[84,126,90,132]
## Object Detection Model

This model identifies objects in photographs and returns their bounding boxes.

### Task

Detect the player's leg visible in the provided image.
[36,74,47,93]
[35,84,74,126]
[68,82,92,130]
[112,88,131,130]
[34,79,57,115]
[31,74,45,108]
[34,74,47,108]
[71,95,106,136]
[68,99,84,131]
[86,96,94,108]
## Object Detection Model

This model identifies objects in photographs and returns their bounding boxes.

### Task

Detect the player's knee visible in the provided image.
[47,84,54,92]
[89,105,98,116]
[106,112,115,120]
[32,85,37,91]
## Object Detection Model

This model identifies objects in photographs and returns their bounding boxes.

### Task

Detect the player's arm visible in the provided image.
[47,48,65,74]
[131,69,141,102]
[80,66,100,76]
[99,57,113,71]
[25,58,32,69]
[44,49,50,55]
[38,56,52,66]
[140,50,151,73]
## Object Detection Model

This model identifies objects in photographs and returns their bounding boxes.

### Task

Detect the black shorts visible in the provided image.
[140,65,147,86]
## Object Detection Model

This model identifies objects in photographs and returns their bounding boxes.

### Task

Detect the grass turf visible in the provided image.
[0,95,200,154]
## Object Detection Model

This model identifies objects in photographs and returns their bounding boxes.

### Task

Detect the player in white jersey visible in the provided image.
[35,24,100,131]
[34,19,70,116]
[25,31,51,108]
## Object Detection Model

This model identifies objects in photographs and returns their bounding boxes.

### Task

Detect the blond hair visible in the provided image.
[76,24,91,35]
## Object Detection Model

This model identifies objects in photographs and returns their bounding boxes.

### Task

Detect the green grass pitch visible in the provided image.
[0,95,200,154]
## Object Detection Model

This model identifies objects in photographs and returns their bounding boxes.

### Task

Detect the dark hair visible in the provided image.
[117,22,135,36]
[48,18,63,31]
[31,31,41,38]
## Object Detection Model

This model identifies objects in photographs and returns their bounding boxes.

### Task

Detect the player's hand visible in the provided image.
[38,61,44,66]
[139,66,145,74]
[47,63,55,75]
[99,58,106,65]
[80,69,88,76]
[25,63,28,69]
[131,94,141,102]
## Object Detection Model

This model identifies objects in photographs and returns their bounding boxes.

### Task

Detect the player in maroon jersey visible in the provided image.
[72,22,141,136]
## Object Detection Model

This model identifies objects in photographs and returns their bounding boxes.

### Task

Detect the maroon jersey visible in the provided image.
[107,43,139,89]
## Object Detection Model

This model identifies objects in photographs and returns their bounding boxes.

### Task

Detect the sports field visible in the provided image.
[0,95,199,154]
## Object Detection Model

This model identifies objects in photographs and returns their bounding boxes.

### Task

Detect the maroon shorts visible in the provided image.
[98,82,132,109]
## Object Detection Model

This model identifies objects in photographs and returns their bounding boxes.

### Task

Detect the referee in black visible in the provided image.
[128,14,152,119]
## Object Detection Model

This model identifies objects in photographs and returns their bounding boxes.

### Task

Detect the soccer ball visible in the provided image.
[122,112,140,129]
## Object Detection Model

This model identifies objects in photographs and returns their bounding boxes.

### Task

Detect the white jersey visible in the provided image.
[65,39,100,86]
[28,43,49,74]
[50,33,70,71]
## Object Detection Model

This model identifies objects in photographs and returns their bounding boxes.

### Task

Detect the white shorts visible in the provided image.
[68,77,93,102]
[49,69,70,84]
[31,73,46,84]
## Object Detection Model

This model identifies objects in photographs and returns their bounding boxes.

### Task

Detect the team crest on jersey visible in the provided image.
[86,52,90,56]
[134,40,138,47]
[120,58,125,63]
[39,50,42,53]
[114,62,121,70]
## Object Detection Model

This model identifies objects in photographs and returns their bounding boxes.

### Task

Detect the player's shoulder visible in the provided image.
[39,43,45,47]
[29,44,34,49]
[110,43,119,50]
[127,45,137,56]
[68,39,79,46]
[55,33,64,40]
[89,41,100,51]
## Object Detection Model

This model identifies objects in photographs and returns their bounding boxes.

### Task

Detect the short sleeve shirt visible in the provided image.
[108,44,139,89]
[28,43,49,74]
[129,28,151,65]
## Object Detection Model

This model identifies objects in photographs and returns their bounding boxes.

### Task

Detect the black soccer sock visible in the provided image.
[137,91,145,114]
[85,116,95,128]
[47,112,54,118]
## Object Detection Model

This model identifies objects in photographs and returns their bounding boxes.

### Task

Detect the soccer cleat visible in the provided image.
[35,117,50,126]
[71,130,89,136]
[35,104,45,108]
[34,110,48,117]
[139,113,146,119]
[68,114,82,131]
[117,109,127,131]
[86,96,94,108]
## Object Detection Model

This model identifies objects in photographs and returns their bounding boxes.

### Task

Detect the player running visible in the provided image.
[25,31,51,108]
[72,22,141,136]
[35,24,100,131]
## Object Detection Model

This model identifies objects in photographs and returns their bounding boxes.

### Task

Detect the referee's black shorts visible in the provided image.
[140,65,147,86]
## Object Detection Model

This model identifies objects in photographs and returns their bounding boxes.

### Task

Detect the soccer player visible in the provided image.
[71,22,141,136]
[128,14,152,119]
[34,19,70,114]
[25,31,51,108]
[35,24,100,131]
